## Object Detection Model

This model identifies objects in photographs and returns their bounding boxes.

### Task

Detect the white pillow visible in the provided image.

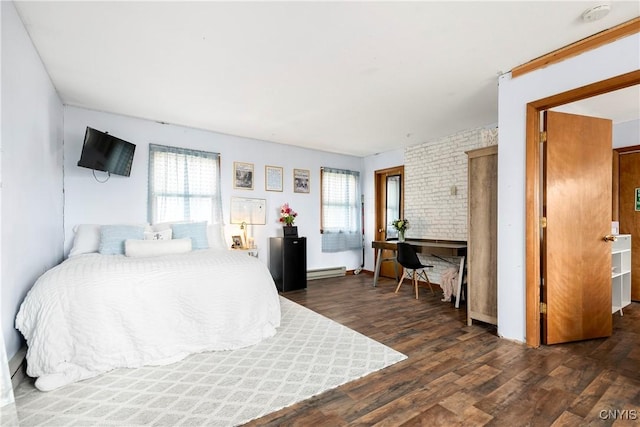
[69,223,151,258]
[151,221,227,250]
[124,238,192,258]
[69,224,101,257]
[144,229,172,240]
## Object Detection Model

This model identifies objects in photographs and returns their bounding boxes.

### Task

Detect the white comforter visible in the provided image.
[16,249,281,391]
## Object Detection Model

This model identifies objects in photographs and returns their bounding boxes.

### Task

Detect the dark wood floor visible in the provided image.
[246,274,640,426]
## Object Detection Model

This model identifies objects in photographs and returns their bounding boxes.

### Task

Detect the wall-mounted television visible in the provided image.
[77,127,136,177]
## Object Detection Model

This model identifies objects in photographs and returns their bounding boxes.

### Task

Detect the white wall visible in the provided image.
[497,33,640,343]
[64,107,363,271]
[1,1,64,360]
[613,119,640,148]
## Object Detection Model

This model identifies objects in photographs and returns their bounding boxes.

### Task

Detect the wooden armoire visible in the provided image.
[466,145,498,326]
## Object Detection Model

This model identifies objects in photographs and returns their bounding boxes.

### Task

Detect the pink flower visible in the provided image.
[279,203,298,225]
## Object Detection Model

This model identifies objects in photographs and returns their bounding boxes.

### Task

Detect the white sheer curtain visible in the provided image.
[321,167,362,252]
[148,144,222,225]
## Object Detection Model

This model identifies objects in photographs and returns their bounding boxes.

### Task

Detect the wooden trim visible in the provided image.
[525,104,541,348]
[320,168,325,233]
[530,70,640,110]
[613,145,640,220]
[374,166,405,242]
[512,17,640,78]
[466,145,497,158]
[613,150,620,221]
[614,144,640,154]
[525,72,640,348]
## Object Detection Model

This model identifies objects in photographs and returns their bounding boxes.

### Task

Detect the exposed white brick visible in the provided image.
[403,126,498,242]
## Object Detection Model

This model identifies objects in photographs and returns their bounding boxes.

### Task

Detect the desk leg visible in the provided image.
[455,256,465,309]
[373,248,383,287]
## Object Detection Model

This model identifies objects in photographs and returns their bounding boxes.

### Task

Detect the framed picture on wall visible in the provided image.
[293,169,310,193]
[233,162,254,190]
[265,165,283,192]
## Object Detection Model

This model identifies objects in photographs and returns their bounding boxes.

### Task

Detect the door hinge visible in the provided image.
[540,217,547,228]
[540,302,547,314]
[540,131,547,143]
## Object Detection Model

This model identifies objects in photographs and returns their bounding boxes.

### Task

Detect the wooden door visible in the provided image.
[618,150,640,300]
[374,166,404,279]
[542,111,613,345]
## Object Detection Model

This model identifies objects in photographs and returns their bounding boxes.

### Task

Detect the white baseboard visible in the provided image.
[9,347,26,389]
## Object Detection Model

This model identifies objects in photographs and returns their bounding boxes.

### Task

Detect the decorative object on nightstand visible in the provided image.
[231,235,243,249]
[279,202,299,238]
[391,218,409,242]
[230,197,266,249]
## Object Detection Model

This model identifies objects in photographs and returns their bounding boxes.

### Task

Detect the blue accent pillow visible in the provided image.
[171,222,209,250]
[99,225,145,255]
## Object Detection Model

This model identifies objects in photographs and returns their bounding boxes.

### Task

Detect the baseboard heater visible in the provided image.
[307,266,346,280]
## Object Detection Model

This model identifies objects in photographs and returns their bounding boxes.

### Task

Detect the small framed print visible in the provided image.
[265,165,283,192]
[231,235,243,249]
[293,169,310,193]
[234,162,254,190]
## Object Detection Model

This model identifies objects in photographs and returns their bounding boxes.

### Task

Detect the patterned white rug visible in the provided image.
[13,297,406,426]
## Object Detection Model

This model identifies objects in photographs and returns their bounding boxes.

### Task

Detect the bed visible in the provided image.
[15,223,281,392]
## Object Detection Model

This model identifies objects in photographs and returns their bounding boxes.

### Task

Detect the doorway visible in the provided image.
[374,166,404,279]
[614,146,640,301]
[525,70,640,347]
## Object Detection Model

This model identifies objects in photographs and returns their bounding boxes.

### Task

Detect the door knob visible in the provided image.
[378,228,384,233]
[603,234,618,242]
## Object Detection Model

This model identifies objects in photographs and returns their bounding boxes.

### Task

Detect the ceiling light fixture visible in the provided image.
[581,3,611,22]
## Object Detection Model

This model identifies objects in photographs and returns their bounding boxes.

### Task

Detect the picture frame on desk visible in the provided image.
[283,226,298,238]
[231,235,243,249]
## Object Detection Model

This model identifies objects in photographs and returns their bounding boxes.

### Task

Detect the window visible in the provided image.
[321,167,362,252]
[148,144,222,225]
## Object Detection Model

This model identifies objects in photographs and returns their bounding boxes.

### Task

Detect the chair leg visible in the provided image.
[395,268,406,293]
[419,269,435,295]
[413,271,419,299]
[425,271,435,295]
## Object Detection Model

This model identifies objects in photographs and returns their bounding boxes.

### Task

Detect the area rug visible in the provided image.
[13,297,407,426]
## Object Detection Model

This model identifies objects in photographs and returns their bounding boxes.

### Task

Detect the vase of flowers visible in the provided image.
[280,203,298,238]
[279,203,297,226]
[391,218,409,242]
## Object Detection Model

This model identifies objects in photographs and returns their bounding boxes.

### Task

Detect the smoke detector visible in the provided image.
[582,3,611,22]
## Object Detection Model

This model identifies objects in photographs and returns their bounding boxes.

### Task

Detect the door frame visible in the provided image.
[613,145,640,220]
[374,166,404,277]
[525,70,640,347]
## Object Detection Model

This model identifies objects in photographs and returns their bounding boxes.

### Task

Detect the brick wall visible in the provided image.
[403,126,498,284]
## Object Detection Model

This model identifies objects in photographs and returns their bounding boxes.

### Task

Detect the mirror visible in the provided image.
[385,174,401,240]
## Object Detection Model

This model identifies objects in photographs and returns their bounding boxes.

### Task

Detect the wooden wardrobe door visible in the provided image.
[466,145,498,326]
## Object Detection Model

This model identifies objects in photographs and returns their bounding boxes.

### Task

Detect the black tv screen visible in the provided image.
[77,127,136,177]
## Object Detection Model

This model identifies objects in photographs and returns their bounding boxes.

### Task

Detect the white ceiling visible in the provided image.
[14,1,640,157]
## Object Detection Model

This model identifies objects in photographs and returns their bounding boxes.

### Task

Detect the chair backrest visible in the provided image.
[396,242,423,269]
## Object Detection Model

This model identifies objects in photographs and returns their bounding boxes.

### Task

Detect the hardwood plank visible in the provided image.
[243,275,640,426]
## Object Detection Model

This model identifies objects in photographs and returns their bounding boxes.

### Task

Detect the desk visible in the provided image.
[372,240,467,308]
